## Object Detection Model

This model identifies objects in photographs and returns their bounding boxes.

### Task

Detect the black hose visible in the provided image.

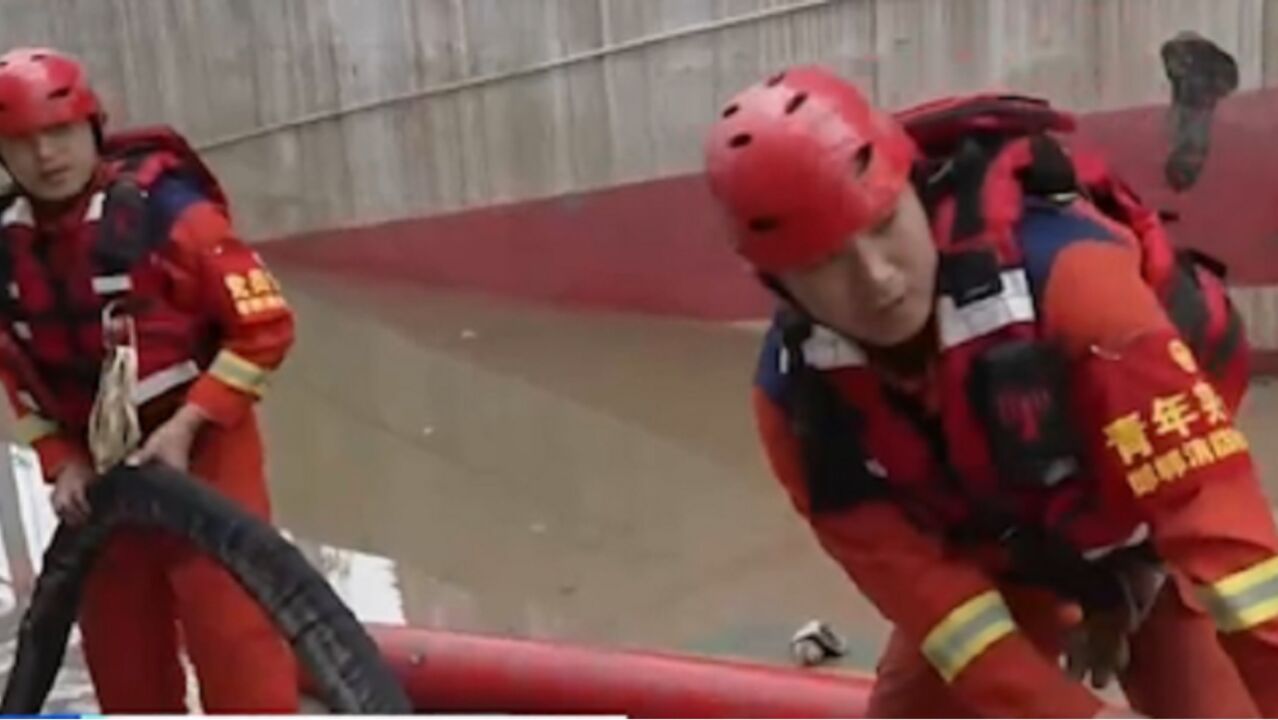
[0,462,412,714]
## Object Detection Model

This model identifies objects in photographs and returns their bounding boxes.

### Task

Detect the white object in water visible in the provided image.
[790,619,848,667]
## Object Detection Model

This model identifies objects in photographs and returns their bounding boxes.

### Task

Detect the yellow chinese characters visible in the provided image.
[1102,379,1249,498]
[1181,437,1216,469]
[1150,393,1198,438]
[1104,412,1153,465]
[224,268,286,317]
[1193,381,1228,425]
[1168,339,1198,374]
[1152,447,1188,484]
[1209,427,1249,459]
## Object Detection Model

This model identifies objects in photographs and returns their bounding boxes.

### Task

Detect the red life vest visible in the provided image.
[774,95,1246,570]
[900,94,1245,398]
[0,126,229,431]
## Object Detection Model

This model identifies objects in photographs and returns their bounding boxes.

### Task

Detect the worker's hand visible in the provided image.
[127,403,208,472]
[1065,556,1165,689]
[51,460,95,525]
[1065,605,1132,689]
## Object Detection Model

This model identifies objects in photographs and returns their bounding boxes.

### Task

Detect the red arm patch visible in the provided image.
[165,200,295,427]
[1076,330,1252,508]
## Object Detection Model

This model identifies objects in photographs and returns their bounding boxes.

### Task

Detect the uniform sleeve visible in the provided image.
[753,387,1103,717]
[1039,229,1278,706]
[161,197,295,429]
[0,333,89,482]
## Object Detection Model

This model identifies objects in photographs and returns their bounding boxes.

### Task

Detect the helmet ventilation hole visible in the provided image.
[785,92,808,115]
[721,104,740,118]
[29,53,47,62]
[729,133,752,148]
[851,144,874,177]
[748,216,780,232]
[48,87,71,100]
[766,72,786,87]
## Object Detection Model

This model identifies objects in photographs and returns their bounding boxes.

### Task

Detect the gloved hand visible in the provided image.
[1064,551,1165,689]
[1064,604,1132,689]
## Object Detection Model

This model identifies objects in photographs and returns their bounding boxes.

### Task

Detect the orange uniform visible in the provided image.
[703,66,1278,718]
[0,140,299,712]
[752,202,1278,717]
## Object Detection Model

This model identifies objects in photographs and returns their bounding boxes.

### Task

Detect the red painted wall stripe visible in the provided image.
[263,173,773,321]
[261,89,1278,367]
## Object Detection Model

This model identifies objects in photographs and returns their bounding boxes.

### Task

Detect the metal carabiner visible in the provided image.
[100,297,138,352]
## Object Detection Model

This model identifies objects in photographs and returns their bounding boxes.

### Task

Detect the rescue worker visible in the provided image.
[703,65,1278,717]
[0,47,298,713]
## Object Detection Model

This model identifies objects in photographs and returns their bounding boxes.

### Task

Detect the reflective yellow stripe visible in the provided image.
[208,350,270,396]
[1198,556,1278,632]
[921,590,1015,682]
[14,414,59,445]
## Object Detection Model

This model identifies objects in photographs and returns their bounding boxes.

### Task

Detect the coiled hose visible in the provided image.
[0,463,412,714]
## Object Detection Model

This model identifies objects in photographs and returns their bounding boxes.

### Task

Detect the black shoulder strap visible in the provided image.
[947,133,1003,242]
[1019,134,1079,199]
[925,131,1080,243]
[776,310,889,514]
[0,192,20,319]
[91,159,164,277]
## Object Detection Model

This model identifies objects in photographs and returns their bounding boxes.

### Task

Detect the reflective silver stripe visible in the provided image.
[12,322,32,340]
[937,269,1035,349]
[789,324,867,372]
[83,191,105,222]
[208,350,271,396]
[15,391,38,412]
[791,268,1034,370]
[92,275,134,295]
[1198,556,1278,632]
[1,197,32,227]
[921,590,1016,682]
[6,283,18,300]
[13,414,58,445]
[133,360,201,405]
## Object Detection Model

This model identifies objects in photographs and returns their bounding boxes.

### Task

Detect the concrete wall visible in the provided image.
[5,0,1277,366]
[0,0,1272,239]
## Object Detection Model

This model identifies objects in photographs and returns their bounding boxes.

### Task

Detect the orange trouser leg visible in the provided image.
[866,628,980,718]
[175,411,298,713]
[1119,582,1259,718]
[79,529,188,713]
[171,546,298,713]
[867,587,1072,718]
[1221,625,1278,717]
[1136,467,1278,713]
[870,580,1268,718]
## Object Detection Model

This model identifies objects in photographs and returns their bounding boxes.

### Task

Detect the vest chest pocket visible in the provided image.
[967,338,1083,490]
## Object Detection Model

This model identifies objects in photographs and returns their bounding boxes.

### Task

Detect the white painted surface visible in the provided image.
[1232,285,1278,351]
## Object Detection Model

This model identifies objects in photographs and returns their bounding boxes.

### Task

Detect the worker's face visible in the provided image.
[778,187,938,347]
[0,120,99,201]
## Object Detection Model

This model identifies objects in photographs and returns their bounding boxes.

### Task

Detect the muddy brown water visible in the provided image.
[0,266,1274,689]
[258,268,1278,668]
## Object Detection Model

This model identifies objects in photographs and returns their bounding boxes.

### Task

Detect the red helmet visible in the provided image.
[703,66,916,274]
[0,47,103,137]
